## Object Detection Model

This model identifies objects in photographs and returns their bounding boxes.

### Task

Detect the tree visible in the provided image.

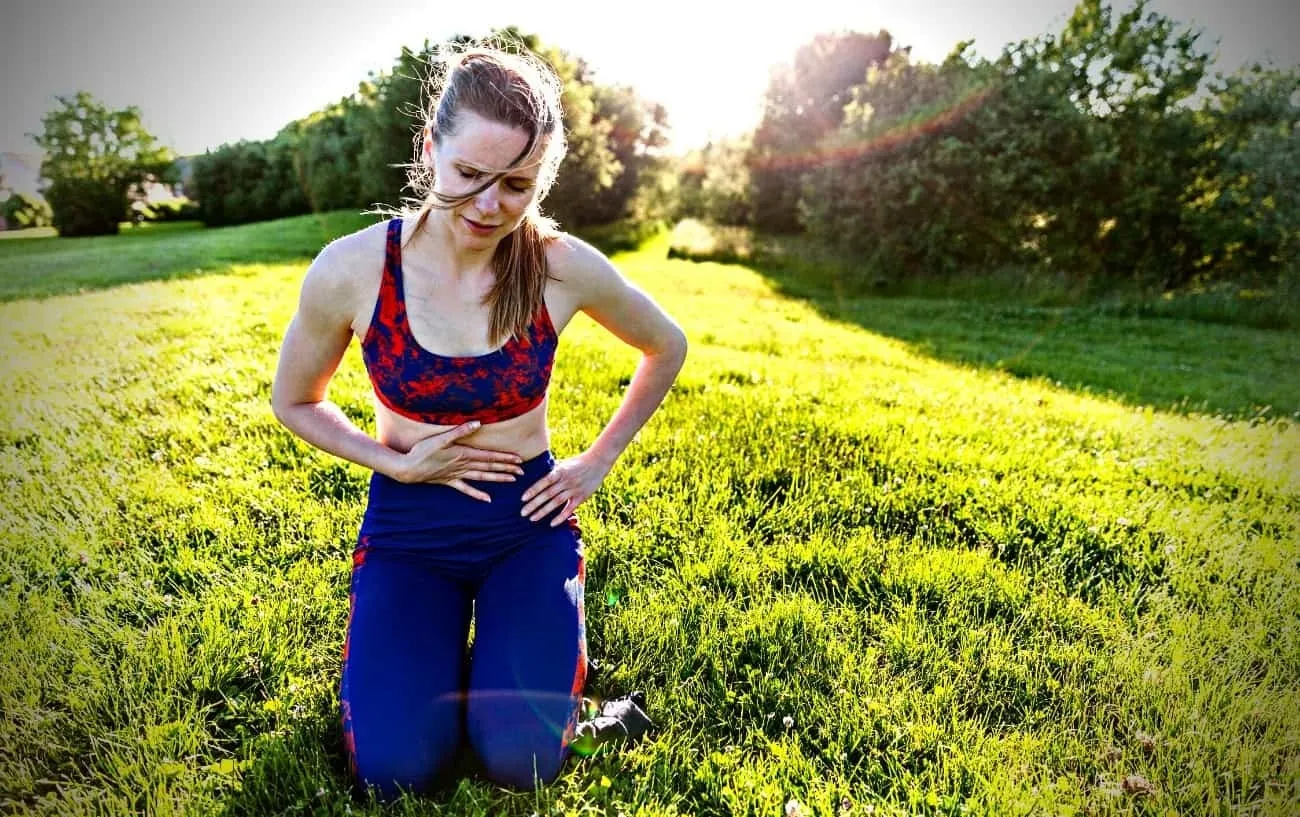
[749,30,895,232]
[1186,63,1300,286]
[31,92,174,236]
[356,41,442,210]
[676,135,753,225]
[583,84,672,223]
[530,44,622,228]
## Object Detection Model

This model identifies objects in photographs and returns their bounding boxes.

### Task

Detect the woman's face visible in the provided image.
[431,109,544,246]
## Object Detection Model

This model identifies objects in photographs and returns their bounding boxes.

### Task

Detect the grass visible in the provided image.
[670,221,1300,422]
[669,219,1300,334]
[0,226,58,240]
[0,213,381,302]
[0,214,664,304]
[1,215,1298,816]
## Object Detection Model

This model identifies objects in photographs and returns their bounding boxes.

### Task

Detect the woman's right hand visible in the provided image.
[396,421,525,501]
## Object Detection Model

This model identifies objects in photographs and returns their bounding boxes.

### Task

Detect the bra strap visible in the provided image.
[383,217,404,310]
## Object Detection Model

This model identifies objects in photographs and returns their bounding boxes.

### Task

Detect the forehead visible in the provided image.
[442,109,544,176]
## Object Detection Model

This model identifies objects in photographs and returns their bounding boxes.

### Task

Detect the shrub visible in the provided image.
[1,193,54,229]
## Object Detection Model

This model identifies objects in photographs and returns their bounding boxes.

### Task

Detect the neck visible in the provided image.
[421,208,499,281]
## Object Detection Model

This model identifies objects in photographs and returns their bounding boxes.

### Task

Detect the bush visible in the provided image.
[43,177,133,236]
[573,218,667,255]
[676,137,752,227]
[666,219,755,264]
[795,0,1297,296]
[2,193,54,229]
[191,138,310,227]
[132,198,201,223]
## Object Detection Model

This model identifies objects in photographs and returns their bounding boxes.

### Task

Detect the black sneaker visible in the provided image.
[570,691,654,757]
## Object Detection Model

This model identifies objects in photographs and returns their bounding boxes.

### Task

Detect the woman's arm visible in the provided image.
[521,235,688,523]
[571,249,688,470]
[270,239,411,479]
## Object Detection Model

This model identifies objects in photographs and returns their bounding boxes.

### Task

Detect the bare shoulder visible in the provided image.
[298,218,390,331]
[307,218,388,292]
[545,231,626,304]
[544,230,686,355]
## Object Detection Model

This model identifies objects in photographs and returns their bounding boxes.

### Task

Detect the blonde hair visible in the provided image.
[401,37,568,347]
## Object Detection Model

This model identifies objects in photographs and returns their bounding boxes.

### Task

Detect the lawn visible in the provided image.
[1,215,1296,815]
[0,213,378,302]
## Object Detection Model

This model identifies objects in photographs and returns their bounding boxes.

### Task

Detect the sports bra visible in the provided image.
[359,217,557,425]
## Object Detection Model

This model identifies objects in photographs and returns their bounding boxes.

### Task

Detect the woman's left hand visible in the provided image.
[520,452,612,526]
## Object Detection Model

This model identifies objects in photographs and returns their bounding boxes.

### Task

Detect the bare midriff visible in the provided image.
[373,395,551,461]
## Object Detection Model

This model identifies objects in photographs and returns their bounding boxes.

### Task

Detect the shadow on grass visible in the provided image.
[673,231,1300,423]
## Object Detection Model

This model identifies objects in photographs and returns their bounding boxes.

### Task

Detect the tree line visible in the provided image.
[681,0,1298,293]
[23,29,673,237]
[22,2,1299,297]
[188,30,674,231]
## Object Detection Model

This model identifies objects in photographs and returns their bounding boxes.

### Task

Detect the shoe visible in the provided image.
[570,691,653,757]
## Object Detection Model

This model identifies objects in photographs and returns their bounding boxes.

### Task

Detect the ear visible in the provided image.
[421,124,435,168]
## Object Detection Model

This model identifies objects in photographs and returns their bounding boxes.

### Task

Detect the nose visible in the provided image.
[474,183,501,215]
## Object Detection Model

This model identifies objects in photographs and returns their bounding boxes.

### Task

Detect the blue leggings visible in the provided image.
[340,451,587,798]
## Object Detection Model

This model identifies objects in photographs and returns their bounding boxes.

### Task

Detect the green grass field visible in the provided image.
[1,215,1297,816]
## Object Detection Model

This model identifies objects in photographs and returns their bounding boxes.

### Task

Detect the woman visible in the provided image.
[270,43,687,798]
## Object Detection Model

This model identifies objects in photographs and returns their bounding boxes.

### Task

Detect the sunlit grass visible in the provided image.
[0,212,380,301]
[1,220,1297,816]
[669,221,1300,422]
[0,226,57,240]
[669,219,1300,334]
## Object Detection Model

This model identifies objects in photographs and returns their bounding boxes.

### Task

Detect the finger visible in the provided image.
[550,498,578,527]
[447,478,491,502]
[459,470,516,483]
[458,458,524,474]
[528,494,568,522]
[521,471,559,503]
[479,459,525,475]
[521,483,564,516]
[439,421,481,446]
[460,446,525,465]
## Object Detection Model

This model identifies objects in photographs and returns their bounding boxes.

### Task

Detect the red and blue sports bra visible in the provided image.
[360,217,557,425]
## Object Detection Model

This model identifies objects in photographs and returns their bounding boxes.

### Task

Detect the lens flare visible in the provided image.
[748,84,997,173]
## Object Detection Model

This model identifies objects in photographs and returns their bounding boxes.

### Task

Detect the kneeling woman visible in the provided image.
[270,43,687,797]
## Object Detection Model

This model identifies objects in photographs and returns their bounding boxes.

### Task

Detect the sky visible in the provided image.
[2,0,1297,164]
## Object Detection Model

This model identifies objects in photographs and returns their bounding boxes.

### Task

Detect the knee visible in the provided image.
[468,719,568,790]
[344,704,461,800]
[350,743,452,801]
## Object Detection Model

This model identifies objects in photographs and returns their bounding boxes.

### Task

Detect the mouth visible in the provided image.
[463,216,500,235]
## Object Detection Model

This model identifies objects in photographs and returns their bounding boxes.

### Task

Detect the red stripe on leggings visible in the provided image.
[561,554,587,748]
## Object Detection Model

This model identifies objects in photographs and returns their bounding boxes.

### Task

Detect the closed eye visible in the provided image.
[457,166,533,193]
